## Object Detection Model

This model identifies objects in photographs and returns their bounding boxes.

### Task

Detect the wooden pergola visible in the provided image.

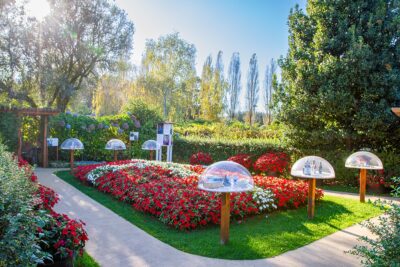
[0,107,60,167]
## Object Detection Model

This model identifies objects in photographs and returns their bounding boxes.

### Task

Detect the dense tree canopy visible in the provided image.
[0,0,134,111]
[275,0,400,150]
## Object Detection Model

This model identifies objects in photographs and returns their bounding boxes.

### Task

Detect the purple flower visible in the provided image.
[104,125,110,129]
[66,124,71,129]
[73,113,78,118]
[65,110,71,115]
[88,124,95,131]
[134,120,141,128]
[122,123,129,130]
[97,123,104,129]
[117,128,124,134]
[59,121,66,127]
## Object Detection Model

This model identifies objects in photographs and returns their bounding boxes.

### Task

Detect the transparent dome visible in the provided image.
[345,151,383,170]
[105,139,126,150]
[291,156,335,179]
[60,138,84,150]
[141,140,161,150]
[198,161,254,192]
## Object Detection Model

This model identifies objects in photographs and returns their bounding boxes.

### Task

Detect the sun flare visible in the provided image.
[24,0,50,21]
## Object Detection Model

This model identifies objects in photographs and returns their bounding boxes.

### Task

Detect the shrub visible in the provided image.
[227,154,254,169]
[253,152,290,175]
[349,177,400,266]
[189,152,213,165]
[0,144,47,266]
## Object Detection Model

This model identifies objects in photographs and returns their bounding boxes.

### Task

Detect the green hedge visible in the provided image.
[0,143,44,265]
[49,101,162,162]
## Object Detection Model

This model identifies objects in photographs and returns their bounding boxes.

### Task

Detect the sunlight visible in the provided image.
[24,0,50,21]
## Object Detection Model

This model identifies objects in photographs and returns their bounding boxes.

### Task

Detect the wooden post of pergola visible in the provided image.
[0,107,59,167]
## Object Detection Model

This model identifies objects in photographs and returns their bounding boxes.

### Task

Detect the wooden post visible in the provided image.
[359,169,367,203]
[56,145,59,161]
[114,150,118,162]
[220,192,230,245]
[42,115,48,168]
[70,149,74,170]
[307,178,316,219]
[150,150,154,160]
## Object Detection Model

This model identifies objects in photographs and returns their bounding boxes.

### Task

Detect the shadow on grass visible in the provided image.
[54,170,380,260]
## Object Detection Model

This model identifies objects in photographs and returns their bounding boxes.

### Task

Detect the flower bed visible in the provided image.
[74,160,323,230]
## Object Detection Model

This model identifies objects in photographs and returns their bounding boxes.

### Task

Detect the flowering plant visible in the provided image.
[253,152,290,175]
[189,152,213,165]
[37,212,88,260]
[227,154,253,169]
[252,187,277,213]
[35,185,59,210]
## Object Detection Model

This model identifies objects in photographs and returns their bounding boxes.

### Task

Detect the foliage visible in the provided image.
[0,0,134,111]
[0,112,19,151]
[226,52,242,120]
[73,160,322,230]
[199,52,226,120]
[38,212,88,260]
[49,102,162,161]
[173,136,284,164]
[245,53,259,125]
[139,32,198,120]
[253,152,290,175]
[0,144,47,266]
[74,251,100,267]
[349,177,400,266]
[263,58,277,124]
[274,0,400,151]
[227,154,254,169]
[189,152,213,165]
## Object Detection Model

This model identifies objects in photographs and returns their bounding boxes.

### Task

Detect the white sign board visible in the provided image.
[47,138,59,147]
[130,131,139,141]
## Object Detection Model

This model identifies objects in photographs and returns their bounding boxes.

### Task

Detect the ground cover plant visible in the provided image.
[57,169,382,259]
[73,160,323,230]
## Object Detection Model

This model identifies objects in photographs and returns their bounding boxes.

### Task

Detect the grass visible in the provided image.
[321,184,391,196]
[75,251,100,267]
[56,170,382,260]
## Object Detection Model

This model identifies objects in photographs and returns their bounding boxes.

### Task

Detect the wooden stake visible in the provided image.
[43,115,48,168]
[114,150,118,162]
[150,150,154,160]
[220,192,230,245]
[308,178,316,219]
[70,149,74,170]
[359,169,367,203]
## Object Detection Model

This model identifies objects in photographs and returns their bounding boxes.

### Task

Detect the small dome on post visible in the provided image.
[141,140,161,150]
[345,151,383,170]
[105,139,126,150]
[291,156,335,179]
[198,161,254,192]
[60,138,84,150]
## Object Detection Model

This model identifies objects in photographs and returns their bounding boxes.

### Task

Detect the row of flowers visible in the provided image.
[18,158,88,263]
[74,160,323,230]
[189,152,291,176]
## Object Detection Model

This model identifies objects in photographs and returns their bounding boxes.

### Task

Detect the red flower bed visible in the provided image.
[253,152,290,175]
[227,154,253,169]
[189,152,213,165]
[74,161,324,230]
[254,176,323,208]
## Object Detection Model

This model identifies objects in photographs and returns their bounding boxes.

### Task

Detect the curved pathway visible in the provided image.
[35,168,396,267]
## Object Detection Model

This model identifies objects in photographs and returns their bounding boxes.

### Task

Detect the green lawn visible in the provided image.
[75,251,99,267]
[56,171,382,260]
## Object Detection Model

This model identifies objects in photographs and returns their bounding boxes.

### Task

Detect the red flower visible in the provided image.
[189,152,213,165]
[227,154,253,169]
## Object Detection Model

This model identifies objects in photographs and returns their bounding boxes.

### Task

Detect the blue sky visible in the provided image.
[115,0,307,110]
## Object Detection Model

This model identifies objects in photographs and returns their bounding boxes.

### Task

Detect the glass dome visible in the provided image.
[105,139,126,150]
[60,138,84,150]
[345,151,383,170]
[291,156,335,179]
[141,140,161,150]
[198,161,254,192]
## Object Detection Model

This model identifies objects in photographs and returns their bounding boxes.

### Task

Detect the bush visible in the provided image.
[189,152,213,165]
[49,102,162,162]
[227,154,254,169]
[0,143,46,266]
[0,112,20,152]
[253,152,290,175]
[349,177,400,266]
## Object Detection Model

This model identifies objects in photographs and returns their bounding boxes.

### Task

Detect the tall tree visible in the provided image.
[0,0,134,111]
[140,32,197,120]
[274,0,400,150]
[245,53,259,126]
[263,58,277,124]
[226,52,241,120]
[199,55,214,119]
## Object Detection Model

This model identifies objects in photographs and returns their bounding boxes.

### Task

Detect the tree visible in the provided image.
[263,58,277,124]
[0,0,134,111]
[199,55,214,119]
[140,32,197,120]
[274,0,400,150]
[245,53,259,126]
[226,52,241,120]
